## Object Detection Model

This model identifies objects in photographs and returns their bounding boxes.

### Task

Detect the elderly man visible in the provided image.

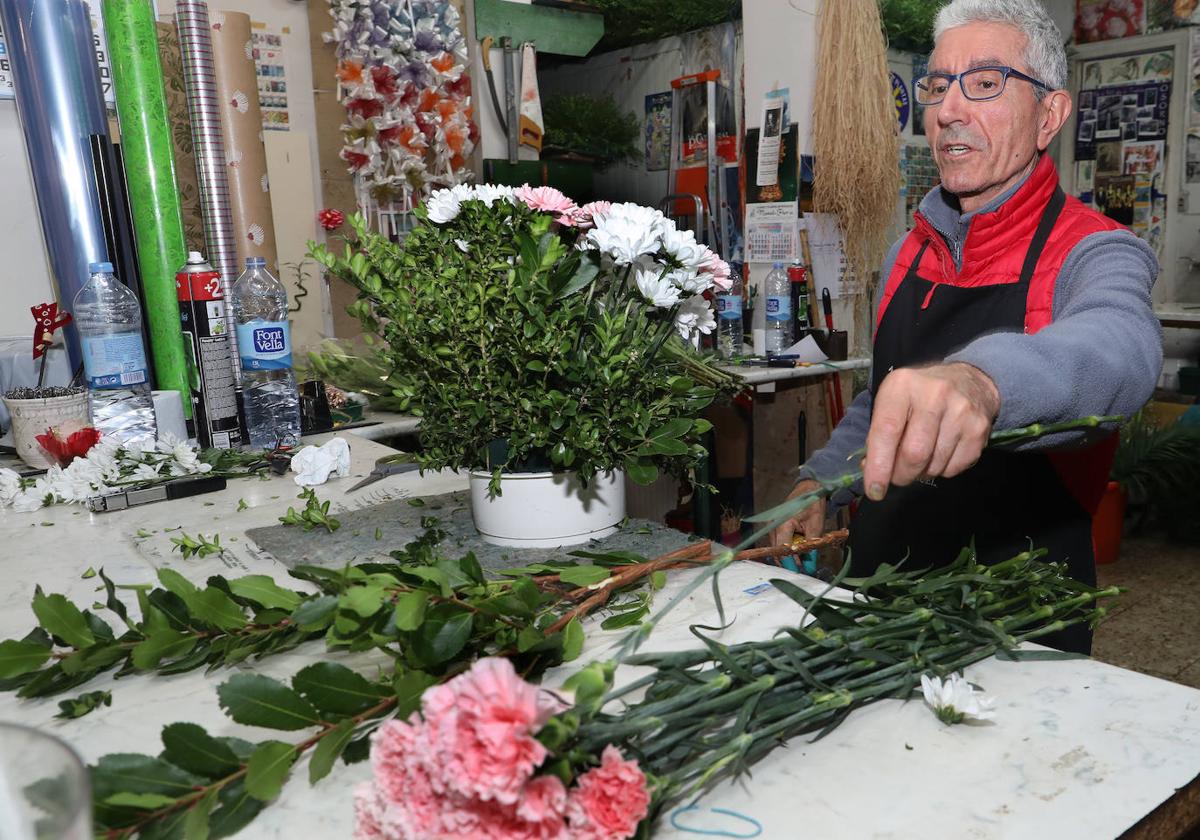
[772,0,1161,653]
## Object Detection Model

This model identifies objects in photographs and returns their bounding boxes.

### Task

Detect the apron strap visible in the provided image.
[1018,186,1066,286]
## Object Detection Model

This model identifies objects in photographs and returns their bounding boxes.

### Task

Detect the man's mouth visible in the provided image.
[942,144,973,157]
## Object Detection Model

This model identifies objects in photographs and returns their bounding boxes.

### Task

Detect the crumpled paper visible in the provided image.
[290,437,352,486]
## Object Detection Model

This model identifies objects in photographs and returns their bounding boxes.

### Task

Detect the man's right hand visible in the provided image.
[769,479,826,548]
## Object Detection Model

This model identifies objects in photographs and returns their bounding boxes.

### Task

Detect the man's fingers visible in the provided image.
[943,416,990,477]
[863,378,913,500]
[891,405,942,486]
[923,415,962,479]
[771,519,797,548]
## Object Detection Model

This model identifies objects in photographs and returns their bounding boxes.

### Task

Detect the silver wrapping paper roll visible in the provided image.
[174,0,240,377]
[0,0,112,371]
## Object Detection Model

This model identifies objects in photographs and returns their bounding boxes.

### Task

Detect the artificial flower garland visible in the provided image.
[326,0,477,208]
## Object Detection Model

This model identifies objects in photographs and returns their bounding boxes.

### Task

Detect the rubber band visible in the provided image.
[669,803,764,837]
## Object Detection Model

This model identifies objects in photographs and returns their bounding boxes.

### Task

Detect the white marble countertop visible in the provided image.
[1,436,1199,838]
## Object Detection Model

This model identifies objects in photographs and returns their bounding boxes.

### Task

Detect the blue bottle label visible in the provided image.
[236,320,292,371]
[716,295,742,319]
[766,295,791,322]
[81,333,148,389]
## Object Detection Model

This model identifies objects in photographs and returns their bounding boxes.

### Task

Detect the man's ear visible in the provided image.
[1036,90,1073,151]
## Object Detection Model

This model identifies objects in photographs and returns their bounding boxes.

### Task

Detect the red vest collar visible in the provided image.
[913,153,1059,282]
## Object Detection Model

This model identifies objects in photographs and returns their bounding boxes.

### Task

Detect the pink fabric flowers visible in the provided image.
[354,658,649,840]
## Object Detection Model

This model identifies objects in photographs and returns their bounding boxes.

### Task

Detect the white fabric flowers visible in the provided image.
[921,672,996,725]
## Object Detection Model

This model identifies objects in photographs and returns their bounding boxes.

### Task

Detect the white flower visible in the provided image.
[921,672,996,725]
[471,183,515,206]
[12,489,46,512]
[585,202,666,265]
[660,225,708,272]
[0,469,20,505]
[424,183,473,223]
[674,295,716,341]
[635,264,682,308]
[454,238,470,253]
[665,267,713,295]
[131,464,163,482]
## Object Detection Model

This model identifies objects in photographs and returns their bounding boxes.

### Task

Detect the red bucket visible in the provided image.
[1091,481,1126,566]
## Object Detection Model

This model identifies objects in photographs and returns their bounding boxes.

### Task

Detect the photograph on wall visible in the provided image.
[1076,0,1146,44]
[1123,140,1164,173]
[1094,173,1137,225]
[1081,49,1172,87]
[678,22,738,165]
[1191,27,1200,126]
[252,24,290,131]
[1096,141,1123,174]
[644,92,671,171]
[745,125,798,204]
[911,54,928,136]
[1075,79,1170,159]
[1187,128,1200,182]
[1076,159,1096,205]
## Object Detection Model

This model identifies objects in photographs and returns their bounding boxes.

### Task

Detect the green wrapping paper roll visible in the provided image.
[102,0,192,418]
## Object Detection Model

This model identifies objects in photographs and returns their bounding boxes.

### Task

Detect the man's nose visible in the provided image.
[937,78,972,125]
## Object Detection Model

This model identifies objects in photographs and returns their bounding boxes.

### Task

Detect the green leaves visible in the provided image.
[55,689,111,719]
[557,565,611,587]
[217,674,322,731]
[245,742,298,801]
[392,590,429,631]
[132,630,198,670]
[227,576,303,612]
[412,606,473,666]
[161,723,241,778]
[0,639,51,678]
[32,588,94,648]
[308,720,355,784]
[292,662,386,716]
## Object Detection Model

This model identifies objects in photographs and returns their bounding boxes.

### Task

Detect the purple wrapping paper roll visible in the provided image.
[0,0,112,370]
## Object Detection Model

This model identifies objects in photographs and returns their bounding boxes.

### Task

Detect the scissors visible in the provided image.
[348,453,422,491]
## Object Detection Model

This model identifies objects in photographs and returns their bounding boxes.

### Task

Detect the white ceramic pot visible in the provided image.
[469,469,626,548]
[3,391,90,469]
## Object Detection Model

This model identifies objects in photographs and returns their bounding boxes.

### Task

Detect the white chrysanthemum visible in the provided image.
[131,463,163,483]
[921,673,996,725]
[584,202,666,264]
[665,267,712,295]
[635,264,682,308]
[660,225,708,272]
[424,183,473,223]
[471,183,515,206]
[11,489,46,512]
[454,238,470,253]
[674,294,716,341]
[0,468,20,505]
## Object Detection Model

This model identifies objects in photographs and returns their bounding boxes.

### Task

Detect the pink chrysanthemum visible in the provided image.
[513,184,579,226]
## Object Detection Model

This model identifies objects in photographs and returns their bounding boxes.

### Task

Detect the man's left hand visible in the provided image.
[862,362,1000,501]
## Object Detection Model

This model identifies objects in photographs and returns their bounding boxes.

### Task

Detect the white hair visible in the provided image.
[933,0,1067,95]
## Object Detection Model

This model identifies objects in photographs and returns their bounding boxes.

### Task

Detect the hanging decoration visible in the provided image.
[325,0,477,231]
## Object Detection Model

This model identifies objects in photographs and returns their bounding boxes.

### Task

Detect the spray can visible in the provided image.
[176,252,243,449]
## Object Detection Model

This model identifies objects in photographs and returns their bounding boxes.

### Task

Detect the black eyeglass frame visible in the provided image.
[914,65,1052,105]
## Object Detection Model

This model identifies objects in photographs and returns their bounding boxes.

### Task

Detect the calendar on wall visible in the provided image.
[744,201,796,263]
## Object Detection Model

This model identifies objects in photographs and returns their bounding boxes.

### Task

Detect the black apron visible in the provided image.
[846,187,1095,654]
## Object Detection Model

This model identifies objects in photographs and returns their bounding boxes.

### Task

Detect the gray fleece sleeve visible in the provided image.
[946,229,1161,448]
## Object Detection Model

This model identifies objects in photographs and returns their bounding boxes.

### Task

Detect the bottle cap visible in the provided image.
[245,257,266,268]
[772,261,784,269]
[89,261,114,273]
[187,251,205,264]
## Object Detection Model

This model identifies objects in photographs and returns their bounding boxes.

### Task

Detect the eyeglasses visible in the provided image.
[914,66,1051,105]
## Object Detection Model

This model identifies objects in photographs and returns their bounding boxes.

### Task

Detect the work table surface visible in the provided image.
[1,433,1198,839]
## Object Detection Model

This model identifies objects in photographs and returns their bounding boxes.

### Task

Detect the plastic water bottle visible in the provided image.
[716,269,744,359]
[73,261,157,444]
[231,257,300,449]
[764,261,793,354]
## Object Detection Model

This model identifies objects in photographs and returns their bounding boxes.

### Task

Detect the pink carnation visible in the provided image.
[440,777,568,840]
[565,746,650,840]
[424,658,570,806]
[356,719,445,839]
[700,246,733,291]
[573,200,612,229]
[514,184,579,225]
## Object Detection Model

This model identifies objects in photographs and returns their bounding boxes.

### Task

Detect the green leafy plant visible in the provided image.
[169,532,224,559]
[309,189,738,493]
[542,94,641,168]
[1110,409,1200,538]
[879,0,941,53]
[296,339,408,413]
[587,0,741,51]
[278,488,342,533]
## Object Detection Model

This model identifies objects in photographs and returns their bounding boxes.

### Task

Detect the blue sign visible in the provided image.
[891,70,910,132]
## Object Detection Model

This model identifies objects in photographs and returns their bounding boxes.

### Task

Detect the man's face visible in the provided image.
[925,21,1061,212]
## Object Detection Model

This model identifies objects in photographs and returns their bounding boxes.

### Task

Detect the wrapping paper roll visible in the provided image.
[155,19,206,254]
[0,0,112,371]
[209,10,278,271]
[175,0,240,374]
[102,0,192,417]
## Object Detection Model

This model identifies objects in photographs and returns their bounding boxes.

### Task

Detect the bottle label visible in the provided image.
[236,320,292,371]
[81,333,148,389]
[716,295,742,319]
[765,295,791,322]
